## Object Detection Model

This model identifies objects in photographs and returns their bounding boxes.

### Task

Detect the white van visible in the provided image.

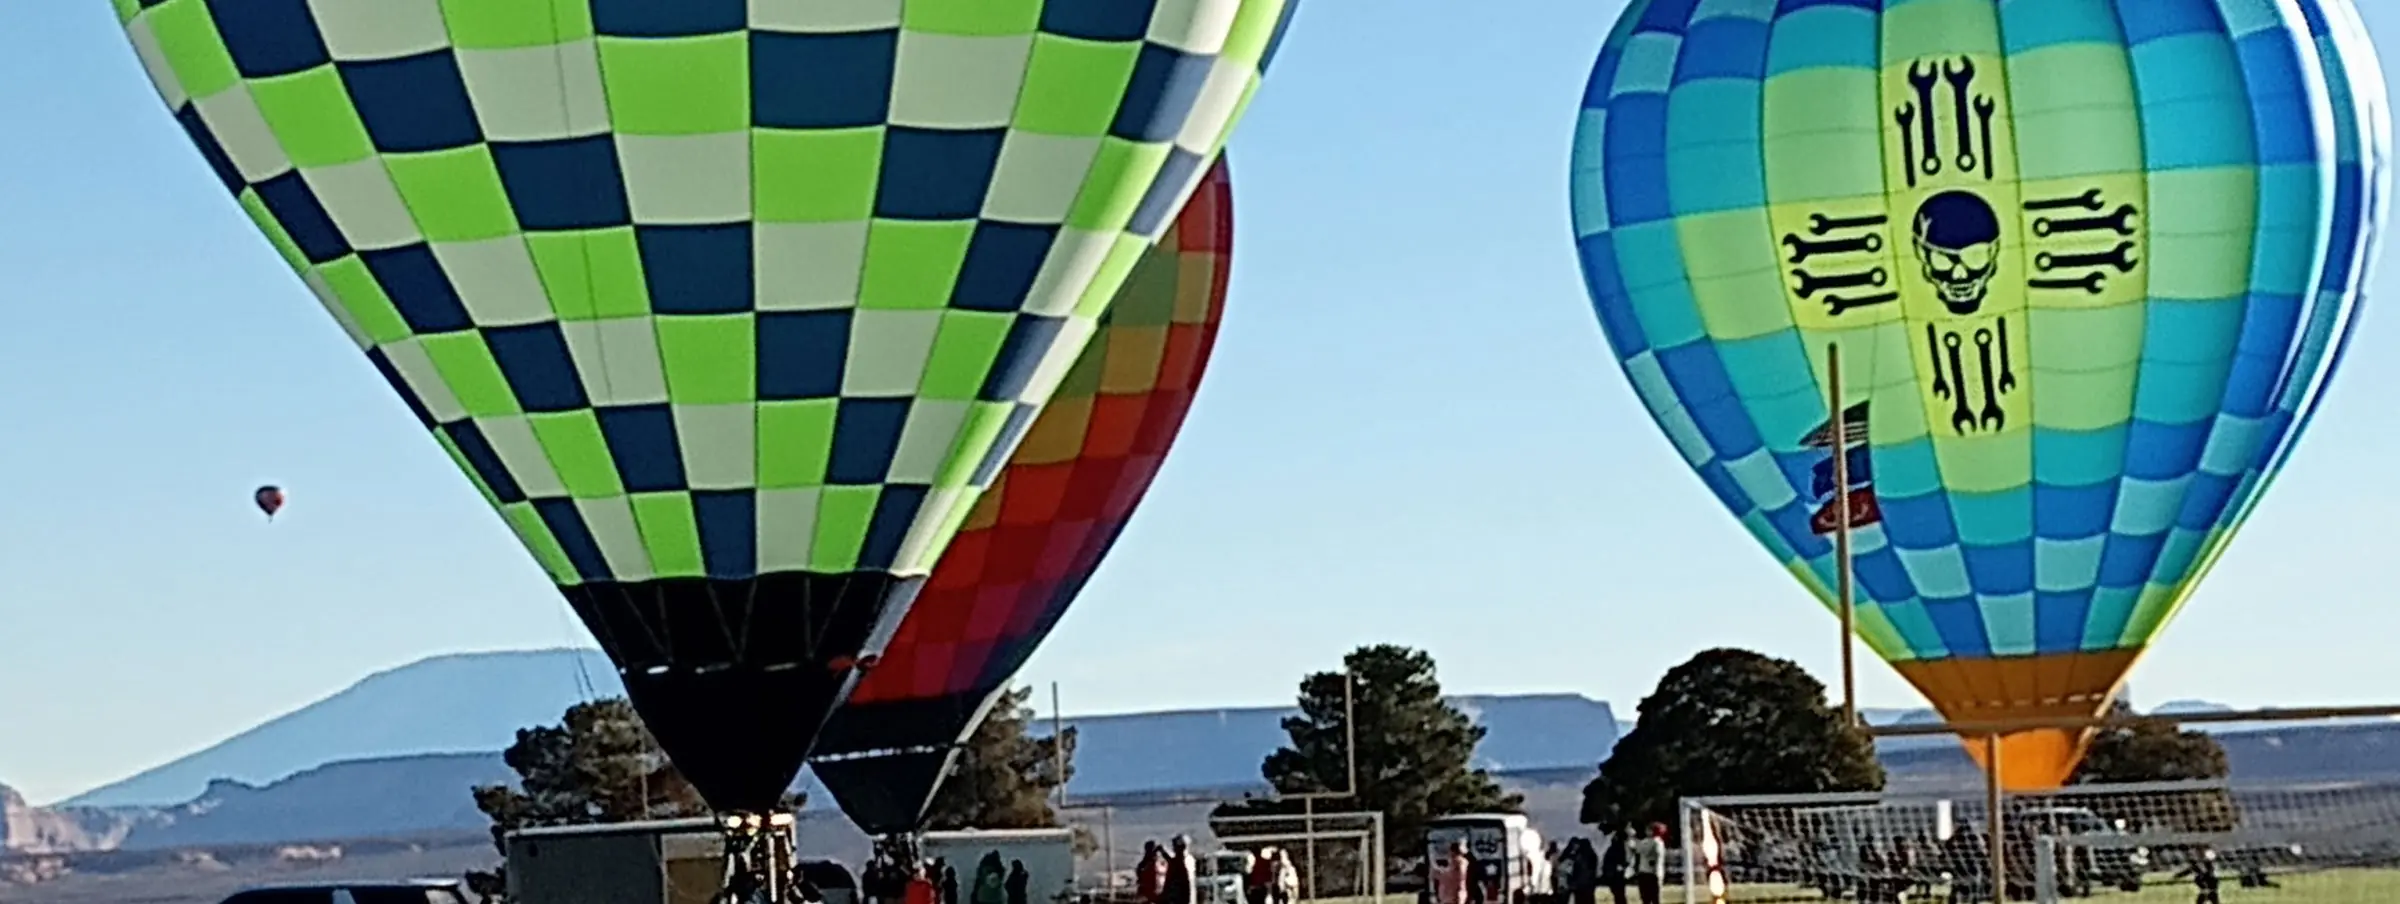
[1425,814,1543,904]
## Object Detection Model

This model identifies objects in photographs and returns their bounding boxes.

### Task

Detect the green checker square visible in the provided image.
[439,0,594,49]
[2147,166,2259,300]
[1068,138,1172,232]
[236,190,310,274]
[115,0,140,25]
[317,256,412,344]
[384,147,519,243]
[1015,36,1139,137]
[527,410,626,498]
[247,67,373,168]
[918,310,1013,401]
[1217,78,1261,157]
[596,34,748,136]
[656,315,756,405]
[758,400,837,489]
[432,428,502,508]
[1883,0,1998,62]
[1219,0,1288,69]
[936,400,1015,489]
[810,486,879,572]
[903,0,1039,36]
[418,332,524,418]
[500,501,579,584]
[859,221,975,310]
[526,229,650,320]
[148,0,241,99]
[630,493,705,578]
[755,128,883,223]
[1073,234,1151,317]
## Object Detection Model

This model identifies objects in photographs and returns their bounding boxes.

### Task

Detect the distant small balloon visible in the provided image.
[254,486,284,520]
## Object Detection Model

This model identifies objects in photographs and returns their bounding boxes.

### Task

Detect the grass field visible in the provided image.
[1713,867,2400,902]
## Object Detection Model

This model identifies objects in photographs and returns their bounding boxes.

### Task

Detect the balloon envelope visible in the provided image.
[120,0,1294,813]
[254,485,285,518]
[811,158,1233,835]
[1570,0,2386,787]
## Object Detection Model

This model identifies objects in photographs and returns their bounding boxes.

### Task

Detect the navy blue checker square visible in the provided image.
[1111,44,1214,143]
[951,222,1059,311]
[491,138,633,231]
[361,244,473,333]
[206,0,331,79]
[252,171,352,264]
[858,483,929,571]
[595,404,690,493]
[533,498,612,581]
[1040,0,1157,42]
[980,314,1066,402]
[874,128,1006,220]
[757,310,852,400]
[829,399,912,485]
[691,490,759,578]
[482,323,592,413]
[592,0,745,37]
[339,52,485,153]
[637,225,753,314]
[752,31,897,129]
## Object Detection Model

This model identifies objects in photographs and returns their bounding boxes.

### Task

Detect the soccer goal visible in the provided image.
[1682,777,2400,903]
[1208,810,1390,903]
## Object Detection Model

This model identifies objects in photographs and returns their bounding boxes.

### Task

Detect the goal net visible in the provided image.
[1207,810,1388,903]
[1683,779,2400,903]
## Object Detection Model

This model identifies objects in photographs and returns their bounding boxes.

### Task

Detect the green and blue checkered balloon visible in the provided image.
[1571,0,2384,788]
[116,0,1295,815]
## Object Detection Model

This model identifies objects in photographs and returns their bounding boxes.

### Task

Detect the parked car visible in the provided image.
[218,879,468,904]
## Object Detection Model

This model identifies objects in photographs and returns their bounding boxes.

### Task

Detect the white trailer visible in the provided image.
[919,829,1076,904]
[505,817,856,904]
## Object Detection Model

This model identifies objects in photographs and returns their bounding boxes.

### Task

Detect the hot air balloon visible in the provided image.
[1569,0,2386,788]
[810,158,1233,836]
[255,485,285,519]
[117,0,1296,821]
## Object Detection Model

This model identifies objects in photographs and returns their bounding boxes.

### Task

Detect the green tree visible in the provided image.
[462,697,802,901]
[923,685,1080,832]
[1582,648,1882,835]
[1215,644,1522,858]
[2070,700,2235,832]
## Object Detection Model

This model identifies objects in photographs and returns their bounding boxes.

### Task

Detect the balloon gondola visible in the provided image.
[115,0,1297,895]
[1570,0,2386,788]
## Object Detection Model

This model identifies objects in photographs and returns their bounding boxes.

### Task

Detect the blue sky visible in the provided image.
[5,1,2400,806]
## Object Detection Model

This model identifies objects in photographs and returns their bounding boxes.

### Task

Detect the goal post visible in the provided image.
[1208,811,1389,904]
[1681,705,2400,903]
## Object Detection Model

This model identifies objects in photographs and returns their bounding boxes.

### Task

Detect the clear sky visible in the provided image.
[5,1,2400,806]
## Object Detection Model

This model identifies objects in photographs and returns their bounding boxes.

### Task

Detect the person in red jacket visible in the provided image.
[907,864,940,904]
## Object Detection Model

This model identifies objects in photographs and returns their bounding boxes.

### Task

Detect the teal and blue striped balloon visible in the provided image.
[1569,0,2386,787]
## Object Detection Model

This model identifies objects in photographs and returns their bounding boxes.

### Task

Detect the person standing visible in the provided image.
[1434,842,1473,904]
[1598,829,1630,904]
[1270,848,1300,904]
[1139,840,1167,904]
[1006,859,1031,904]
[1630,824,1667,904]
[1163,836,1200,904]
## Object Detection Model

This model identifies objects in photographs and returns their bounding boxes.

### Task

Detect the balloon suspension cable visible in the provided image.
[715,811,801,904]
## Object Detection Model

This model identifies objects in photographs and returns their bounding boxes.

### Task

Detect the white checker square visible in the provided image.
[454,41,610,142]
[841,309,941,396]
[982,132,1101,223]
[301,157,423,251]
[889,32,1033,130]
[560,317,671,405]
[478,414,569,498]
[675,403,759,490]
[432,236,554,327]
[618,132,752,225]
[307,0,449,61]
[755,221,869,311]
[193,87,295,183]
[1145,0,1238,54]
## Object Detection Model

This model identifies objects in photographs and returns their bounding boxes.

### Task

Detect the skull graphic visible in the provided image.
[1912,190,2002,314]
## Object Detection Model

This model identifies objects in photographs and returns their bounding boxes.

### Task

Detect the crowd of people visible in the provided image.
[1427,824,1672,904]
[860,839,1039,904]
[1127,835,1300,904]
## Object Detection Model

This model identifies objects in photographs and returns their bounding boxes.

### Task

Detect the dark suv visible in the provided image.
[218,880,469,904]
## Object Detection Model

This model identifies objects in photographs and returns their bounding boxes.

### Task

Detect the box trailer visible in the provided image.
[505,817,856,904]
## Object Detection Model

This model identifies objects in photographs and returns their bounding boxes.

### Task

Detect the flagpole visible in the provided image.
[1829,342,1858,729]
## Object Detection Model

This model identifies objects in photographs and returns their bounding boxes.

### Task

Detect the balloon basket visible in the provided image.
[715,811,801,904]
